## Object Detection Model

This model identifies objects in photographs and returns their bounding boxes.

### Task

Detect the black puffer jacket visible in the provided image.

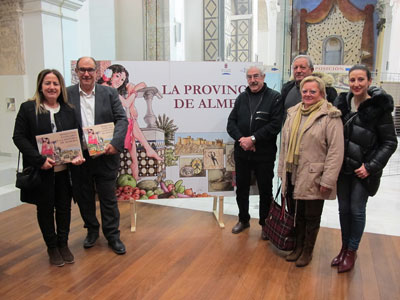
[227,83,283,162]
[334,88,398,196]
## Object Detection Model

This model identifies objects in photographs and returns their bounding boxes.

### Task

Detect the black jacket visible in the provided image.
[227,84,283,162]
[334,89,398,196]
[12,100,80,204]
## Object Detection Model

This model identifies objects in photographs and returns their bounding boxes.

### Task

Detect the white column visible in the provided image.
[22,0,84,87]
[87,0,116,60]
[184,0,203,61]
[115,0,144,60]
[387,0,400,76]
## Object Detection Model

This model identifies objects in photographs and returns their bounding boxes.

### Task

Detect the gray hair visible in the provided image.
[246,65,266,76]
[292,55,314,69]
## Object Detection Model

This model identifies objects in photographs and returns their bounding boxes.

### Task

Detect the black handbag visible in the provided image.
[15,152,41,190]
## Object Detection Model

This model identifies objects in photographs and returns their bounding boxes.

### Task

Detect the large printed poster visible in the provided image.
[71,61,281,200]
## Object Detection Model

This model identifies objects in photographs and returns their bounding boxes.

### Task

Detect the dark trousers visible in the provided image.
[337,174,369,251]
[286,179,324,247]
[296,199,324,234]
[75,151,120,241]
[37,170,71,248]
[235,157,274,226]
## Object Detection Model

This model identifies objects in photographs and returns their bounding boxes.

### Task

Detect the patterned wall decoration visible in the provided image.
[296,0,376,70]
[307,5,364,65]
[144,0,170,60]
[120,145,166,178]
[204,0,220,61]
[0,0,25,75]
[227,0,252,62]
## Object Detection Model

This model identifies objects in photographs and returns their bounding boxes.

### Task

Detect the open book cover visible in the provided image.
[83,122,115,156]
[36,129,83,165]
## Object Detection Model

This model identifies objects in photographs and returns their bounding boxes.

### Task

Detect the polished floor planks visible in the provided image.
[0,202,399,300]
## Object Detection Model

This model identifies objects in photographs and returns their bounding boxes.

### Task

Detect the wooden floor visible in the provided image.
[1,202,399,300]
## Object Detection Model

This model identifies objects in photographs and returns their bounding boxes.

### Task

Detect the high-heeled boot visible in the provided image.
[331,246,347,267]
[338,249,357,273]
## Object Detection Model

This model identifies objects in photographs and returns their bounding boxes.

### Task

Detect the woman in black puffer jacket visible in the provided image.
[332,64,397,273]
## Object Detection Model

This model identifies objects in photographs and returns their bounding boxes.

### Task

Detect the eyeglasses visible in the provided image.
[247,74,261,80]
[301,89,318,95]
[77,68,96,74]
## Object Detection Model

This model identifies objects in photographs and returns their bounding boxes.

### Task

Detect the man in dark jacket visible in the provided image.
[281,55,337,120]
[67,57,128,255]
[227,65,283,237]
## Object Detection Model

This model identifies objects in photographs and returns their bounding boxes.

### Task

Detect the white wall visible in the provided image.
[115,0,144,60]
[0,76,28,154]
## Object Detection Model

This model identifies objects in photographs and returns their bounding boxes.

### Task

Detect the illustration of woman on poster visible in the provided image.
[98,64,162,179]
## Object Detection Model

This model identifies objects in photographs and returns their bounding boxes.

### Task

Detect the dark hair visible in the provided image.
[30,69,70,114]
[76,56,97,69]
[348,64,371,80]
[97,64,129,96]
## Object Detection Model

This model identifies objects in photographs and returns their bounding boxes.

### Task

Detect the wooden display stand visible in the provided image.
[129,196,225,232]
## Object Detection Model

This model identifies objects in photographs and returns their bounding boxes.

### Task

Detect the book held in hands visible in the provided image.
[36,129,83,165]
[83,122,115,156]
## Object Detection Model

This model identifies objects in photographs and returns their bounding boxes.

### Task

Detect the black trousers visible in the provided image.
[75,151,121,241]
[235,157,274,226]
[37,170,71,248]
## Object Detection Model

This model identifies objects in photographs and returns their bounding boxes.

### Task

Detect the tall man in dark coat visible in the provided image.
[227,65,283,238]
[67,57,128,254]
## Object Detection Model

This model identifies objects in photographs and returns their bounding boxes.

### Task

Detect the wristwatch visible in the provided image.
[251,135,256,144]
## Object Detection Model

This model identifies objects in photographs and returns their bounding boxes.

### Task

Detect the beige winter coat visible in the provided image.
[278,100,344,200]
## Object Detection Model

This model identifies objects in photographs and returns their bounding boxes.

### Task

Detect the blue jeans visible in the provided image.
[337,174,369,251]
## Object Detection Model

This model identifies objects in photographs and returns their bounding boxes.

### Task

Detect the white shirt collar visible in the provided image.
[79,84,96,96]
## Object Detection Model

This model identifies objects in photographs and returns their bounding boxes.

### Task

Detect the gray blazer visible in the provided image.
[67,83,128,171]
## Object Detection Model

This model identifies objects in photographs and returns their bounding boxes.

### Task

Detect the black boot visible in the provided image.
[47,247,64,267]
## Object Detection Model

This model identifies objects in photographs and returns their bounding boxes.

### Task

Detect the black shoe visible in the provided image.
[47,247,65,267]
[58,246,75,264]
[83,232,99,249]
[108,239,126,255]
[232,221,250,234]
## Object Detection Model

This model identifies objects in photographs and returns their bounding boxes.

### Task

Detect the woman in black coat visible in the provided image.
[332,65,397,273]
[13,69,85,267]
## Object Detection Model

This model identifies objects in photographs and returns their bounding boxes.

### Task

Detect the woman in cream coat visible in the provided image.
[278,76,344,267]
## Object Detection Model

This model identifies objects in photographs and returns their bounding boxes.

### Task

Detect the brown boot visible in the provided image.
[331,246,347,267]
[296,226,319,267]
[286,223,305,261]
[338,250,357,273]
